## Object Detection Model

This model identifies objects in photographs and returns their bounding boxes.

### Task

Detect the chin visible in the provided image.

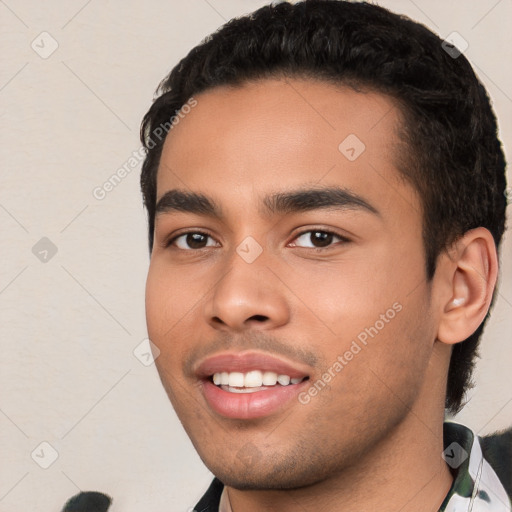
[201,450,338,491]
[213,471,320,492]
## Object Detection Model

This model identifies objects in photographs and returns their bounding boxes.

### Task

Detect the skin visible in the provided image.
[145,78,498,511]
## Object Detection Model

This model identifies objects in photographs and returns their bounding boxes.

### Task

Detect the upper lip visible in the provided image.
[195,351,312,380]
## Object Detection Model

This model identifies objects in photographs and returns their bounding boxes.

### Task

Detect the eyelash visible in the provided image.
[164,228,350,251]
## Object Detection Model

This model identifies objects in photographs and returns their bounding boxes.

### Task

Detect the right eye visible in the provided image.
[167,231,219,250]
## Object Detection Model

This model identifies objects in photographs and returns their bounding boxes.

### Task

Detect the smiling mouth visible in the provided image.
[196,351,313,418]
[210,370,309,393]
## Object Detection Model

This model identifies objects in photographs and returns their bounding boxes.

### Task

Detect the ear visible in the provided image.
[436,227,498,345]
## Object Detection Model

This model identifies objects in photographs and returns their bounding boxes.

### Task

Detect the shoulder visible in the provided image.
[442,421,512,511]
[481,426,512,498]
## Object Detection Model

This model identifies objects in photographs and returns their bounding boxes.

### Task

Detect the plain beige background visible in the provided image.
[0,1,511,510]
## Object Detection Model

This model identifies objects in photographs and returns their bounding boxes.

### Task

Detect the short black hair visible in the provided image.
[139,0,507,413]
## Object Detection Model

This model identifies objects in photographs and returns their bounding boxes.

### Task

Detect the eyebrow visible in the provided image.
[154,186,379,219]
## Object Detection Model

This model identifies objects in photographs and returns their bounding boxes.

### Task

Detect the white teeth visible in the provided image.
[277,374,290,386]
[262,371,278,386]
[228,372,244,387]
[244,370,263,387]
[226,386,261,394]
[212,370,305,388]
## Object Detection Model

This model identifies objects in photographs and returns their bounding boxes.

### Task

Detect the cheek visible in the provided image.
[284,249,411,339]
[145,266,195,406]
[145,266,170,339]
[286,243,430,381]
[145,259,215,390]
[145,259,202,337]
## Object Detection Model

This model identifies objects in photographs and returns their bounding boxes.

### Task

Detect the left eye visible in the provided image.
[290,230,348,249]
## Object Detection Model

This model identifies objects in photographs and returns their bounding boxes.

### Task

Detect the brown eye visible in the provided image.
[309,231,333,247]
[171,232,218,250]
[291,230,348,249]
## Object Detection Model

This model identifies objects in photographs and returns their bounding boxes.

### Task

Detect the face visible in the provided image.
[145,78,440,489]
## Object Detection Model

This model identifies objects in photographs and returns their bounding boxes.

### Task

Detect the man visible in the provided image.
[63,0,510,510]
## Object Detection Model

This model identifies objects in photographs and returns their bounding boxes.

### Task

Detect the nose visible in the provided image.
[204,251,290,332]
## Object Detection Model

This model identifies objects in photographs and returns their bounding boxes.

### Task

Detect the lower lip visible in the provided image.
[201,379,308,419]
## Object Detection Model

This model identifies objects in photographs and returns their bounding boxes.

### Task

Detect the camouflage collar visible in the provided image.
[440,422,510,511]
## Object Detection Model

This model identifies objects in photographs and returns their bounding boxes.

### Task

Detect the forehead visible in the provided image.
[156,78,415,217]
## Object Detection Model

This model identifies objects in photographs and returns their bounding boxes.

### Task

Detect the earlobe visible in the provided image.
[436,228,498,345]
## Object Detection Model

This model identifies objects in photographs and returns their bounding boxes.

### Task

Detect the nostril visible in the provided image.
[248,315,269,322]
